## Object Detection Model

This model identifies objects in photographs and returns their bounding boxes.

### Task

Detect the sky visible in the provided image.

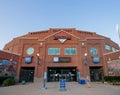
[0,0,120,49]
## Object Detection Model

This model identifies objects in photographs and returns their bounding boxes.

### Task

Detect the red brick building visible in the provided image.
[0,50,20,76]
[103,50,120,76]
[3,28,120,82]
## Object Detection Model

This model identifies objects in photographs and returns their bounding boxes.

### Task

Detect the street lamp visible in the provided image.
[36,54,47,90]
[83,53,88,65]
[36,53,47,90]
[36,53,40,65]
[84,53,87,56]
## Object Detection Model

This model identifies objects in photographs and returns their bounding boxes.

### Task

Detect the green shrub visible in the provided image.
[0,76,14,85]
[2,78,15,86]
[104,76,120,82]
[104,76,120,85]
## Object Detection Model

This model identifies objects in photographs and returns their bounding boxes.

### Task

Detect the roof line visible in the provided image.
[103,50,120,55]
[0,50,21,56]
[44,30,80,40]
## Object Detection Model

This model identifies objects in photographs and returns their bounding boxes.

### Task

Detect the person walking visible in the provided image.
[86,75,91,88]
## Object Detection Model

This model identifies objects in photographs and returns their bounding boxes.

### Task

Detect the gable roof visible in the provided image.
[44,29,80,40]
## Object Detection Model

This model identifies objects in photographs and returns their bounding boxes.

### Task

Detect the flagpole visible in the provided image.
[116,24,120,44]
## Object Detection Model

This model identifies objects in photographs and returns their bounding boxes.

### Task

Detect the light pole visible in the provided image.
[116,24,120,43]
[42,72,47,90]
[36,53,47,90]
[36,53,40,65]
[84,53,88,65]
[37,55,47,90]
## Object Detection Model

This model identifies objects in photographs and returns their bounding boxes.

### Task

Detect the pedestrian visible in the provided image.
[86,75,91,88]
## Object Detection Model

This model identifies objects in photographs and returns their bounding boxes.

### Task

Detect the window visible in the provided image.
[112,47,116,52]
[48,48,60,55]
[90,48,97,55]
[65,48,76,55]
[105,44,111,51]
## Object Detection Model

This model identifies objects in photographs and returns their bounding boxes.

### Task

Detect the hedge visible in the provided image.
[2,78,15,86]
[0,76,14,85]
[104,76,120,82]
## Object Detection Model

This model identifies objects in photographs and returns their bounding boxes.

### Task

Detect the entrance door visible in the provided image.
[19,67,35,82]
[47,67,76,82]
[90,67,104,82]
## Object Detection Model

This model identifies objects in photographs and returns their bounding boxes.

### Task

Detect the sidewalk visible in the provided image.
[0,81,120,95]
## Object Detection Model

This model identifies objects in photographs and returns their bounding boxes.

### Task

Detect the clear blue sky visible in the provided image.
[0,0,120,49]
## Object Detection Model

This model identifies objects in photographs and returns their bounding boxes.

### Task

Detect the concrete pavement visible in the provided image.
[0,81,120,95]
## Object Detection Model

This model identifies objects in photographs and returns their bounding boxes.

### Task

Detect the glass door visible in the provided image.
[90,67,103,82]
[19,67,35,82]
[47,67,77,82]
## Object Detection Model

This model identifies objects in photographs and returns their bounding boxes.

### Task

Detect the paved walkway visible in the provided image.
[0,81,120,95]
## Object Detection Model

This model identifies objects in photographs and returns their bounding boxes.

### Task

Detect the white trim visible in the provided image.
[44,30,80,40]
[103,50,120,55]
[0,50,21,56]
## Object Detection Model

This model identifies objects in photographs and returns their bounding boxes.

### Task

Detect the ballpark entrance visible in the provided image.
[47,67,77,82]
[90,67,104,82]
[19,67,35,82]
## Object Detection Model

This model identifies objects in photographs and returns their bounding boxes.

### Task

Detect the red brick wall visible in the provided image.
[3,28,120,79]
[103,50,120,75]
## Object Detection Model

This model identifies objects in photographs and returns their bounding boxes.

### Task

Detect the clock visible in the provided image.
[26,47,34,55]
[90,48,97,55]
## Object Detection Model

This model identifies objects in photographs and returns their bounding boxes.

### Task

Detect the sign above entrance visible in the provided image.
[54,33,71,43]
[24,56,33,64]
[92,57,100,64]
[53,57,71,63]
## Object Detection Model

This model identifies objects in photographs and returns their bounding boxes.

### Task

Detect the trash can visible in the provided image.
[80,80,86,84]
[78,79,86,84]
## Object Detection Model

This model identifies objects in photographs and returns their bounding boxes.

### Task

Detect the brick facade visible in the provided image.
[3,28,120,82]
